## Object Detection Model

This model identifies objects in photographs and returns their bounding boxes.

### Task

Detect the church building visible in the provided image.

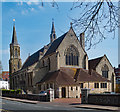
[9,21,116,98]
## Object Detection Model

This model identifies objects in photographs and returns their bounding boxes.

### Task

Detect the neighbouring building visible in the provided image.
[9,21,116,98]
[2,71,9,81]
[0,71,9,90]
[0,80,9,90]
[114,64,120,93]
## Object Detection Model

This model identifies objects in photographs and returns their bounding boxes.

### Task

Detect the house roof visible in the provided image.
[74,68,110,82]
[88,56,103,70]
[37,69,78,86]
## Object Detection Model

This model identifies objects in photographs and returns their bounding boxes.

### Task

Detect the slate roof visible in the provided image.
[88,56,103,70]
[22,47,44,69]
[37,69,78,86]
[21,32,67,69]
[74,68,110,82]
[44,32,67,57]
[12,25,18,45]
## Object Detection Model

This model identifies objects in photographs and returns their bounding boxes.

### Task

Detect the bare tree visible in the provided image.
[26,0,119,50]
[70,0,120,50]
[48,0,120,50]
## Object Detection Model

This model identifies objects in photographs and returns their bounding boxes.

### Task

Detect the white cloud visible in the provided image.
[27,1,31,5]
[31,8,34,11]
[17,1,23,5]
[33,2,39,5]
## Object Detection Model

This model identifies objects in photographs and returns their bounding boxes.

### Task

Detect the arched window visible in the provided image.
[65,45,79,66]
[101,64,109,78]
[18,61,20,69]
[15,48,17,57]
[48,58,50,70]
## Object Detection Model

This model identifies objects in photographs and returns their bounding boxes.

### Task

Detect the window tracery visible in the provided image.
[65,45,79,66]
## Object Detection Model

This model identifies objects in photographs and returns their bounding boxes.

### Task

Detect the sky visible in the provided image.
[1,1,119,71]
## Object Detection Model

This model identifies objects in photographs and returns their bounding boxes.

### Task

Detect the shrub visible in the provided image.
[16,89,22,94]
[10,90,15,94]
[2,89,22,95]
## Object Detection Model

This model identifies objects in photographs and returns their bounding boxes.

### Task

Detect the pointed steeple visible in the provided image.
[50,19,56,43]
[51,20,55,34]
[70,22,73,28]
[11,24,18,45]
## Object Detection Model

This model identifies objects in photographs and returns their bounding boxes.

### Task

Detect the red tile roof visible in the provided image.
[37,67,110,86]
[37,69,78,86]
[1,71,9,81]
[74,68,110,82]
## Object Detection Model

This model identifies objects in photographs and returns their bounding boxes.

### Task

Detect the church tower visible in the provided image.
[50,20,56,43]
[9,22,22,89]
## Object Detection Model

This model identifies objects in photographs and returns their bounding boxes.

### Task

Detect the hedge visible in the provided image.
[2,89,22,95]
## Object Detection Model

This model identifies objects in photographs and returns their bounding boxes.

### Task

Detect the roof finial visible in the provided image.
[70,22,73,28]
[13,19,15,26]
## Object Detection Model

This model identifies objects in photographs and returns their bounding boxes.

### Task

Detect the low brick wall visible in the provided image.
[88,94,120,106]
[2,94,48,102]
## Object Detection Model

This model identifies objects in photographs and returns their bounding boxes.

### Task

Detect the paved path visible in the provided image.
[53,98,81,103]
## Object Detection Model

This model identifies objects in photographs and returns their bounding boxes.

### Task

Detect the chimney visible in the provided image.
[80,32,85,50]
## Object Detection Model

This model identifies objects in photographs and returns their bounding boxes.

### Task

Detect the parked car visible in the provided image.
[39,91,47,96]
[103,92,116,94]
[110,92,116,94]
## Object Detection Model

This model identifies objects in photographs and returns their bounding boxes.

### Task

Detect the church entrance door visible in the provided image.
[62,87,66,98]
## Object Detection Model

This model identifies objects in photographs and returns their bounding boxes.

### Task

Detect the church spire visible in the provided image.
[11,19,18,45]
[51,19,55,34]
[50,19,56,43]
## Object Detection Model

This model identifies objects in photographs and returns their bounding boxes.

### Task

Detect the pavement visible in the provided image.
[2,97,38,104]
[75,104,120,111]
[2,97,120,111]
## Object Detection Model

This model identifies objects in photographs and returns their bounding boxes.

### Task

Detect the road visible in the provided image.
[1,98,112,112]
